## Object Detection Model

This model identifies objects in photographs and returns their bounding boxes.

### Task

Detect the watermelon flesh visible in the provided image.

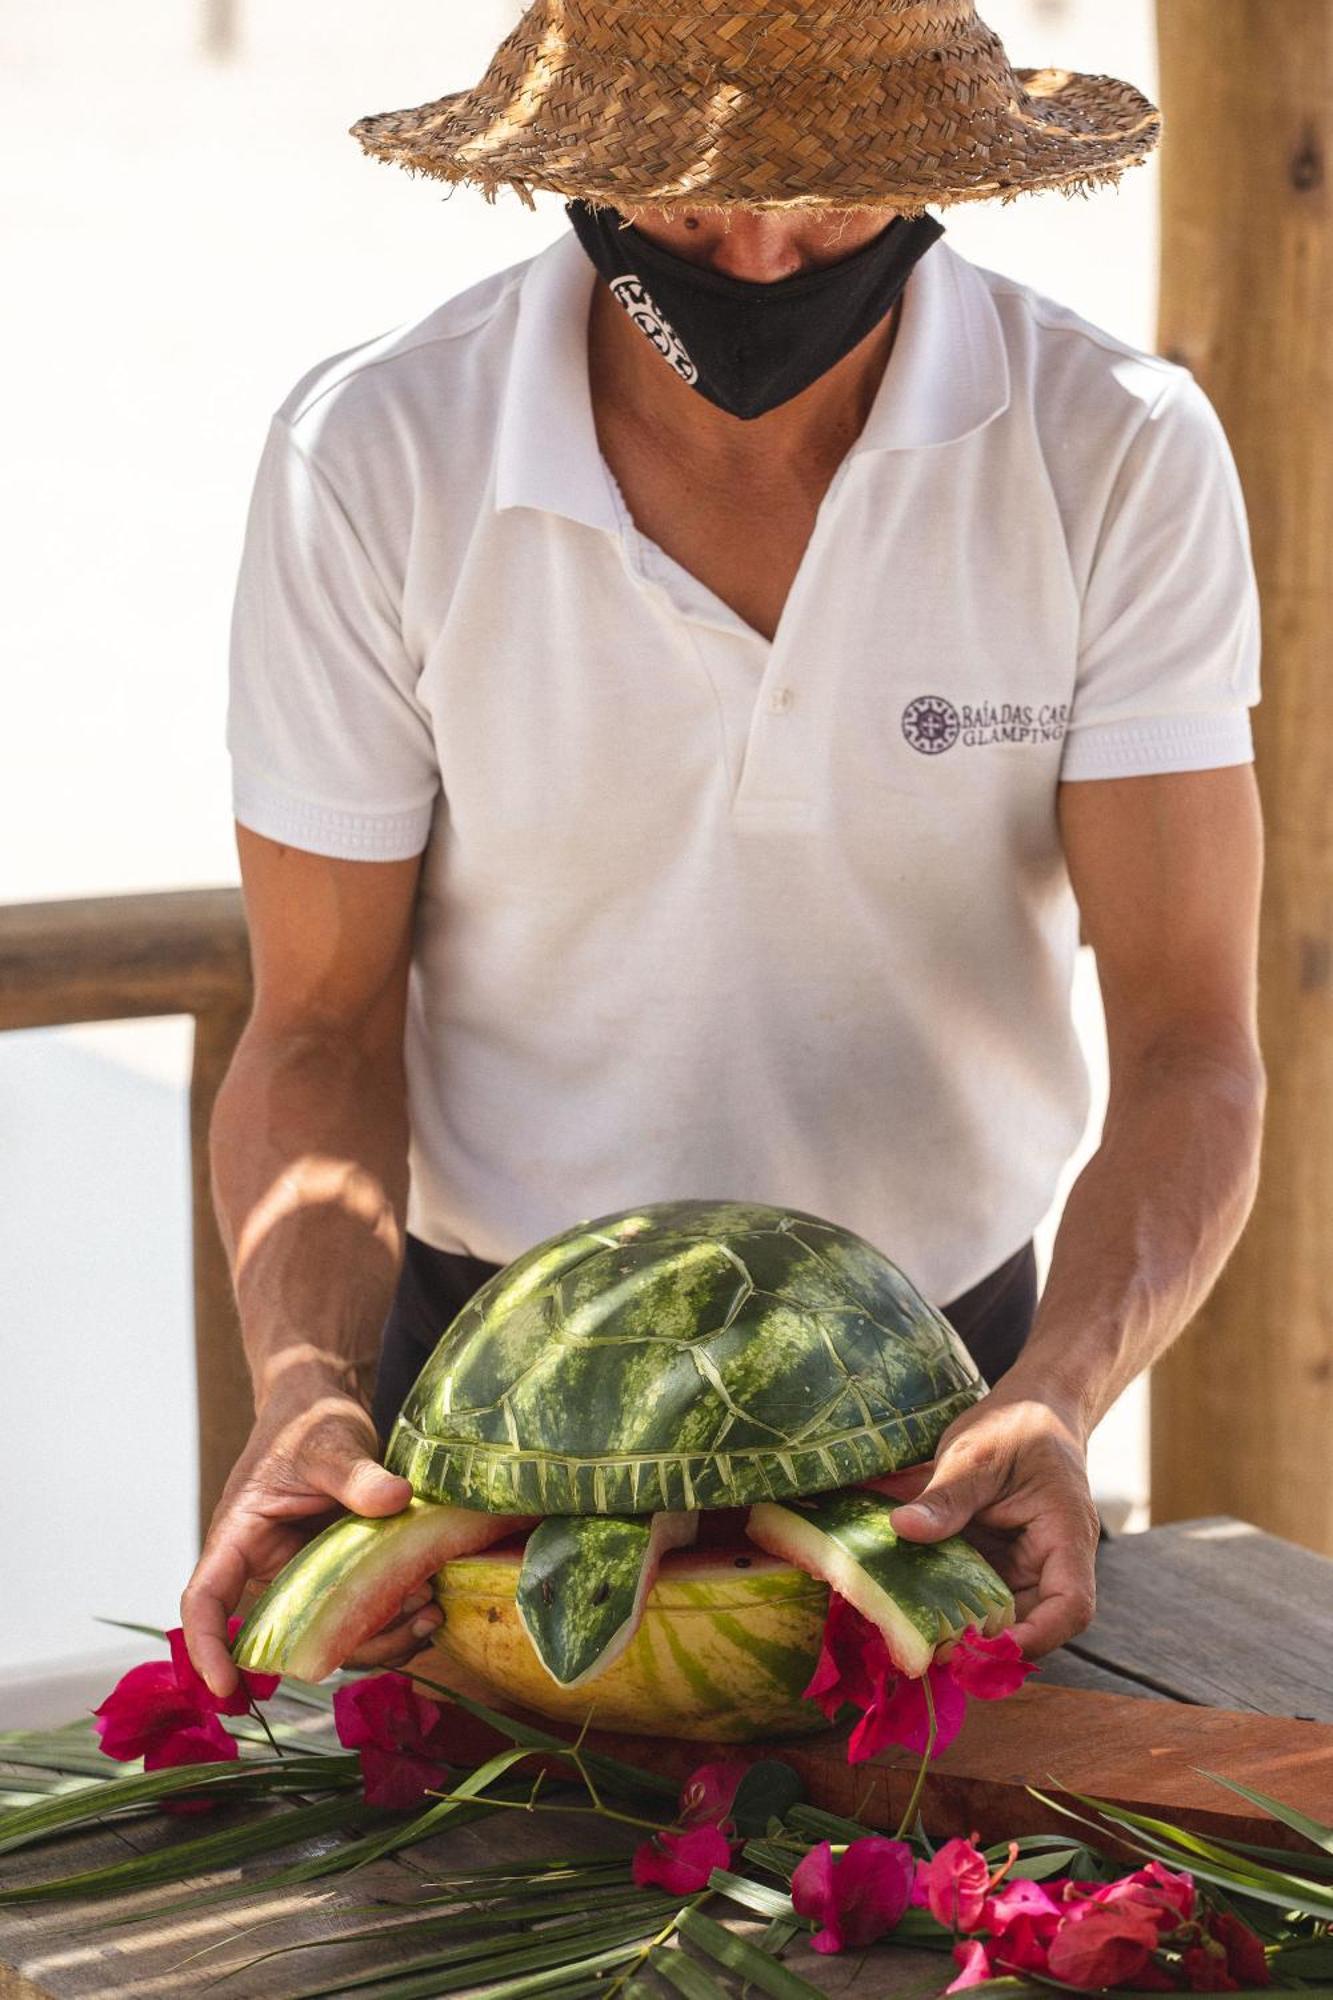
[516,1511,699,1688]
[232,1499,535,1683]
[745,1490,1013,1679]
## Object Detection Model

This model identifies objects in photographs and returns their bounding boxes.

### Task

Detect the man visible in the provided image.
[184,0,1265,1700]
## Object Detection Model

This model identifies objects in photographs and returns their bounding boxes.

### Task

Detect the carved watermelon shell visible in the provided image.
[386,1201,984,1515]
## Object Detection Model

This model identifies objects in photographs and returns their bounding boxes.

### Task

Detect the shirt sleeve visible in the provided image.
[226,415,440,859]
[1060,369,1261,782]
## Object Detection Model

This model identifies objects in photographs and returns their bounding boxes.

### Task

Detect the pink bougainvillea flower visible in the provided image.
[946,1939,997,1991]
[632,1825,732,1895]
[1046,1898,1164,1990]
[1090,1859,1196,1930]
[142,1714,237,1770]
[1208,1909,1270,1988]
[169,1619,279,1715]
[945,1626,1037,1701]
[791,1837,915,1954]
[802,1593,895,1719]
[916,1836,992,1932]
[806,1598,1035,1766]
[92,1660,213,1762]
[980,1875,1062,1975]
[332,1671,497,1810]
[677,1758,752,1832]
[848,1662,968,1764]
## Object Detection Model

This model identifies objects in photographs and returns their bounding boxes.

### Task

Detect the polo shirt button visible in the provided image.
[768,686,795,715]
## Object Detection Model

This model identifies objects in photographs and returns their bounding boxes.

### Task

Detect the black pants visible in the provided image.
[371,1232,1038,1447]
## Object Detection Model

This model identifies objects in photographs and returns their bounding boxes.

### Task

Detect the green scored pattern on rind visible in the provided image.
[751,1490,1013,1658]
[386,1201,984,1517]
[390,1392,979,1514]
[515,1514,656,1687]
[232,1499,524,1679]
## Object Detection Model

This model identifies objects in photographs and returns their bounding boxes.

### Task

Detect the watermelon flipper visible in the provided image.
[515,1512,699,1688]
[233,1499,534,1683]
[745,1490,1013,1678]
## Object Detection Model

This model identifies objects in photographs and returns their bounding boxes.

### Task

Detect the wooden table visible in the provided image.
[2,1518,1330,1999]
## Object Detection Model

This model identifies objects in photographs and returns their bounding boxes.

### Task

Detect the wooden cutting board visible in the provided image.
[405,1634,1333,1856]
[593,1684,1333,1853]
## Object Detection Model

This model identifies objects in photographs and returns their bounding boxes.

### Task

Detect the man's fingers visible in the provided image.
[181,1542,250,1700]
[344,1602,443,1669]
[1008,1544,1097,1658]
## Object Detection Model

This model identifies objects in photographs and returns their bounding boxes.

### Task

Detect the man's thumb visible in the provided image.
[322,1429,414,1517]
[891,1459,987,1542]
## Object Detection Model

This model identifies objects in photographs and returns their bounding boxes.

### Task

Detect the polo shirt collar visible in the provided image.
[493,227,1011,528]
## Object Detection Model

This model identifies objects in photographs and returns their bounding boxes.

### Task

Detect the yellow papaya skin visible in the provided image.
[431,1544,831,1741]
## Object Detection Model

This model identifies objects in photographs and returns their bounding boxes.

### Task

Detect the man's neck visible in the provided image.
[587,280,903,477]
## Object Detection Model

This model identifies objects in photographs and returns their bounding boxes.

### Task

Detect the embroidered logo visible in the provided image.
[609,275,698,384]
[902,695,961,756]
[902,696,1071,754]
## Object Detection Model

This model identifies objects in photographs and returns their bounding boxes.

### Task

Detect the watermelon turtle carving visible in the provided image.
[235,1201,1015,1740]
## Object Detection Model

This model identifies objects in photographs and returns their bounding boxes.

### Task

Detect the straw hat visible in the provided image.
[351,0,1160,215]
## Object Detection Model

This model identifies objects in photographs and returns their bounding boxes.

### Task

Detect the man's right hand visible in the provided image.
[181,1374,438,1701]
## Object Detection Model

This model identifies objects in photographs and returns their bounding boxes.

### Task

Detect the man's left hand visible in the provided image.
[887,1387,1101,1658]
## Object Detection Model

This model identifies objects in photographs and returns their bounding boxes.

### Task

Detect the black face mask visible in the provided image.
[567,199,944,421]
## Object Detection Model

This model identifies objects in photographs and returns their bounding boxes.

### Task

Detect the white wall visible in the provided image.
[0,0,1155,1699]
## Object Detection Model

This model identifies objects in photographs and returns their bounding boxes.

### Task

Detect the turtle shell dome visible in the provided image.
[386,1201,984,1515]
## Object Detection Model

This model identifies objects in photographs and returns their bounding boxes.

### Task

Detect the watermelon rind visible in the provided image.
[386,1201,983,1516]
[514,1511,698,1688]
[232,1499,532,1683]
[745,1491,1013,1678]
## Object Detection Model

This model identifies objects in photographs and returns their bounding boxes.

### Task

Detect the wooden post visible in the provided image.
[1150,3,1333,1552]
[191,1006,254,1540]
[0,891,253,1545]
[200,0,240,61]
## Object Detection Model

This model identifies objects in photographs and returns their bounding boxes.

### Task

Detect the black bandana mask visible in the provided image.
[567,199,945,421]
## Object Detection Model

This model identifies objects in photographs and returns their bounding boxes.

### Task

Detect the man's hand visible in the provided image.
[889,1387,1100,1659]
[181,1375,440,1700]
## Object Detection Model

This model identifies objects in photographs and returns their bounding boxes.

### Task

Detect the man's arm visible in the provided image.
[893,766,1266,1656]
[182,826,435,1697]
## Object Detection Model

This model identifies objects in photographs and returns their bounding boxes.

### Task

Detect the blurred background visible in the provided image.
[0,0,1157,1712]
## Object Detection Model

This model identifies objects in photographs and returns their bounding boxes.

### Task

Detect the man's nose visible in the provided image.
[705,215,807,283]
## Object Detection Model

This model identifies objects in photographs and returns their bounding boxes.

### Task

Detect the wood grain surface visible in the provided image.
[1150,0,1333,1557]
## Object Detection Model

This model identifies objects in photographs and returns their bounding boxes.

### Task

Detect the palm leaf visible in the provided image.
[1069,1792,1333,1910]
[1198,1772,1333,1856]
[0,1754,357,1858]
[403,1670,679,1802]
[0,1796,379,1904]
[286,1903,672,1999]
[342,1938,651,2000]
[677,1908,826,2000]
[215,1881,657,1984]
[784,1802,875,1844]
[644,1944,732,2000]
[704,1869,794,1922]
[1027,1788,1333,1923]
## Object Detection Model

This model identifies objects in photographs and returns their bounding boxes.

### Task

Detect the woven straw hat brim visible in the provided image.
[350,4,1160,214]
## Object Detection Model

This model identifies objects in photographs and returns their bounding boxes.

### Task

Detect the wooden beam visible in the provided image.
[1150,3,1333,1552]
[0,889,250,1033]
[0,890,254,1540]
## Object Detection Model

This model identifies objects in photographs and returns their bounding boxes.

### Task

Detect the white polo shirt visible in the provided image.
[227,227,1260,1305]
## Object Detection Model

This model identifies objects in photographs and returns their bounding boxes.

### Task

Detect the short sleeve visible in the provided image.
[226,416,440,859]
[1060,371,1261,782]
